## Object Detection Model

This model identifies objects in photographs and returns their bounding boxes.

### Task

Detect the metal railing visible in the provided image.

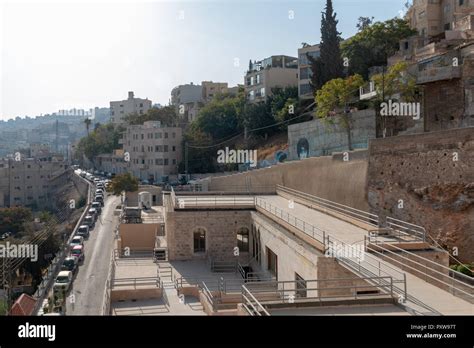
[276,185,379,226]
[255,196,408,302]
[365,238,474,303]
[111,277,162,290]
[242,285,270,316]
[243,276,396,304]
[175,196,255,209]
[255,197,327,245]
[386,217,426,242]
[101,249,116,315]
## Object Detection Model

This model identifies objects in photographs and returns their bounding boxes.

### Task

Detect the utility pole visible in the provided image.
[184,141,189,181]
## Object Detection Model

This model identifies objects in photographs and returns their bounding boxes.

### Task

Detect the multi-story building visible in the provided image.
[170,83,204,124]
[297,44,320,100]
[245,55,298,103]
[406,0,473,38]
[201,81,228,101]
[0,157,69,208]
[110,91,152,124]
[121,121,183,182]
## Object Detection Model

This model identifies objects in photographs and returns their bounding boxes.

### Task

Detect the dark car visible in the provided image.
[61,257,78,274]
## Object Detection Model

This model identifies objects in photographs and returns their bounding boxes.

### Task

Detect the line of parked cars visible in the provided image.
[53,174,110,296]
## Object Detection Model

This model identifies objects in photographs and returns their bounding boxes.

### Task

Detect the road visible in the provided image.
[66,193,121,315]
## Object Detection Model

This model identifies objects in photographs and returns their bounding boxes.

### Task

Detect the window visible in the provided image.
[237,227,249,252]
[155,158,163,165]
[300,67,312,80]
[172,146,176,152]
[164,145,169,152]
[172,159,176,165]
[266,247,278,279]
[164,159,169,165]
[193,228,206,253]
[300,84,312,95]
[295,273,307,298]
[164,132,168,139]
[172,132,176,138]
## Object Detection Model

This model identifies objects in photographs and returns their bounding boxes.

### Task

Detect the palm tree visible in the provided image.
[84,118,92,135]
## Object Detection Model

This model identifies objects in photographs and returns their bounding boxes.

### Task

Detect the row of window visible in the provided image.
[129,132,175,140]
[246,74,263,87]
[131,158,177,166]
[248,88,266,100]
[130,145,176,152]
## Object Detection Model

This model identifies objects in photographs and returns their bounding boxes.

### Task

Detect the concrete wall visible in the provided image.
[208,154,369,211]
[288,109,376,160]
[119,223,159,251]
[368,127,474,263]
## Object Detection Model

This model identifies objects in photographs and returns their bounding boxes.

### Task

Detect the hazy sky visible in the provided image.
[0,0,408,120]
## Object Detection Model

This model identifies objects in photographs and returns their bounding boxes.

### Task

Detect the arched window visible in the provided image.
[237,227,249,252]
[193,228,206,253]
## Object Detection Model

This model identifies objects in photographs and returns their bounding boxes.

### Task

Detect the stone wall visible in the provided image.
[287,109,376,160]
[368,127,474,262]
[166,210,252,261]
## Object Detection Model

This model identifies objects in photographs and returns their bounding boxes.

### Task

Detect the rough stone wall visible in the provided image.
[368,127,474,263]
[166,210,251,261]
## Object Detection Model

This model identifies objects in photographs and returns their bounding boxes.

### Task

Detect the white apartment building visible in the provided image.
[121,121,183,182]
[297,44,320,100]
[245,55,298,103]
[110,91,152,124]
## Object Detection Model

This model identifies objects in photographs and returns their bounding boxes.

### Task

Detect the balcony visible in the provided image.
[359,81,377,101]
[417,65,461,84]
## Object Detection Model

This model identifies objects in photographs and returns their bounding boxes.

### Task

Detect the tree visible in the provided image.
[124,106,178,127]
[0,207,32,235]
[108,173,139,196]
[341,18,417,79]
[84,118,92,135]
[356,16,374,31]
[370,61,420,137]
[315,74,365,150]
[75,123,123,163]
[309,0,344,92]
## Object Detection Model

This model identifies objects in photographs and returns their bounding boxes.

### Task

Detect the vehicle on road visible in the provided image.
[87,208,98,220]
[61,257,78,274]
[54,271,73,292]
[77,225,90,238]
[70,245,85,263]
[83,215,95,228]
[70,236,84,247]
[91,201,102,214]
[94,195,104,206]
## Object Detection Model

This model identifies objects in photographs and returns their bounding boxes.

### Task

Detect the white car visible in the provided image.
[53,271,73,292]
[70,236,84,247]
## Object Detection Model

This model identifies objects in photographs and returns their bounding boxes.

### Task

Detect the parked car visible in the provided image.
[95,188,104,196]
[83,215,95,228]
[77,225,90,238]
[91,201,102,214]
[87,208,98,220]
[53,271,73,292]
[94,195,104,206]
[70,245,85,263]
[61,257,78,274]
[70,236,84,247]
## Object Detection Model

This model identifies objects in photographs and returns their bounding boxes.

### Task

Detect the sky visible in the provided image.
[0,0,409,120]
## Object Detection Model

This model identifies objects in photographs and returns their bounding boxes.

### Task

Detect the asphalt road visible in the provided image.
[66,193,121,315]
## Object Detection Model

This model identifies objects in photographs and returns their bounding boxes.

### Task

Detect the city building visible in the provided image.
[0,156,69,208]
[245,55,298,103]
[201,81,228,101]
[297,44,320,99]
[170,83,204,124]
[110,91,152,124]
[120,121,183,182]
[406,0,473,38]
